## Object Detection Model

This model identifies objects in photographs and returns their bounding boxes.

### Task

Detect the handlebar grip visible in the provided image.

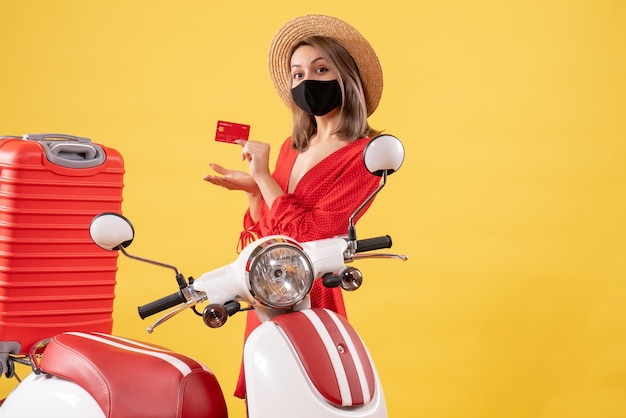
[138,291,186,319]
[355,235,393,253]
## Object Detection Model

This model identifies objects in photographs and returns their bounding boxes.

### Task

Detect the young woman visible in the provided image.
[203,14,385,399]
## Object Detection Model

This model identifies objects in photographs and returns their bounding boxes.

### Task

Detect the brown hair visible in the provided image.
[287,36,381,152]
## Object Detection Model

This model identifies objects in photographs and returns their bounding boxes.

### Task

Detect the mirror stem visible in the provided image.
[348,170,388,241]
[120,246,181,276]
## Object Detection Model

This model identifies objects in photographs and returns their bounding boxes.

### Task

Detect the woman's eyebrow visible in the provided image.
[291,56,325,70]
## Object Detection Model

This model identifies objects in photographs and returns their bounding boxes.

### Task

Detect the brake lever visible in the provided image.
[346,253,408,262]
[146,294,207,334]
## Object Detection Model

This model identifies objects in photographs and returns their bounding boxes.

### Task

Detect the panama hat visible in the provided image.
[268,14,383,116]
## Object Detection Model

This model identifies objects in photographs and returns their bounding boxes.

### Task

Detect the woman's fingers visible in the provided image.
[208,163,228,175]
[203,164,259,193]
[235,139,250,161]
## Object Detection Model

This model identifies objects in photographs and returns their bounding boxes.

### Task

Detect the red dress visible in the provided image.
[234,136,381,399]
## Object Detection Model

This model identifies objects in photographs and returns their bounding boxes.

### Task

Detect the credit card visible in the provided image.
[215,120,250,144]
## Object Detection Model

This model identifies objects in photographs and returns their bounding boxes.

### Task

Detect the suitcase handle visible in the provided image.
[22,133,107,168]
[23,133,91,143]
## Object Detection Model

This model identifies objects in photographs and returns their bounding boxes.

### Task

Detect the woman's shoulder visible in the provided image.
[277,136,295,155]
[344,136,372,152]
[275,136,298,164]
[326,136,373,166]
[280,136,293,148]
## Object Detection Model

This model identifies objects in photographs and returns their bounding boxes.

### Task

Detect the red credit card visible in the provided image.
[215,120,250,144]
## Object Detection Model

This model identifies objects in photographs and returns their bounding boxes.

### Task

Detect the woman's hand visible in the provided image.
[203,163,259,194]
[205,139,283,213]
[237,139,284,208]
[237,140,272,179]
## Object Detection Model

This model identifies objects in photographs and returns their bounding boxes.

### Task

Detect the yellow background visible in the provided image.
[1,1,625,417]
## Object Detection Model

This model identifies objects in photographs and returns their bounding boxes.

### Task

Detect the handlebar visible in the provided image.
[138,291,186,319]
[355,235,392,253]
[136,234,403,330]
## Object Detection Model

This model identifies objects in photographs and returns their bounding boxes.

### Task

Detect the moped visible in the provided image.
[0,134,406,418]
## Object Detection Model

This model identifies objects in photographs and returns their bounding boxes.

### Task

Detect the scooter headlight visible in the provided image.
[247,239,314,309]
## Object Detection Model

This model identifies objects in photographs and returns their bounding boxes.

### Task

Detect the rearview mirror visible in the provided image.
[89,212,134,251]
[363,134,405,176]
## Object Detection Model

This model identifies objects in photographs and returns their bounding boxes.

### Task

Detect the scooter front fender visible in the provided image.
[244,308,387,418]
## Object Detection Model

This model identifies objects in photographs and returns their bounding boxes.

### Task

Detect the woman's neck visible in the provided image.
[313,109,345,142]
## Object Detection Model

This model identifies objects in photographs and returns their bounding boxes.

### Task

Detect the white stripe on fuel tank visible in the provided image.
[302,310,352,406]
[328,312,371,403]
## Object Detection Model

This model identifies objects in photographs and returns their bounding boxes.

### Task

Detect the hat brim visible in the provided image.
[268,14,383,116]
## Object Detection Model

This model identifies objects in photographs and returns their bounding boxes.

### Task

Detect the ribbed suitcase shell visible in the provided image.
[0,134,124,354]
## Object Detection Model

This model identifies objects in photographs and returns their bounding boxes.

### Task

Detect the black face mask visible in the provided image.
[291,79,343,116]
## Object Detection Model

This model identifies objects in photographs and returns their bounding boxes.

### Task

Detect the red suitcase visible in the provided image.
[0,133,124,355]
